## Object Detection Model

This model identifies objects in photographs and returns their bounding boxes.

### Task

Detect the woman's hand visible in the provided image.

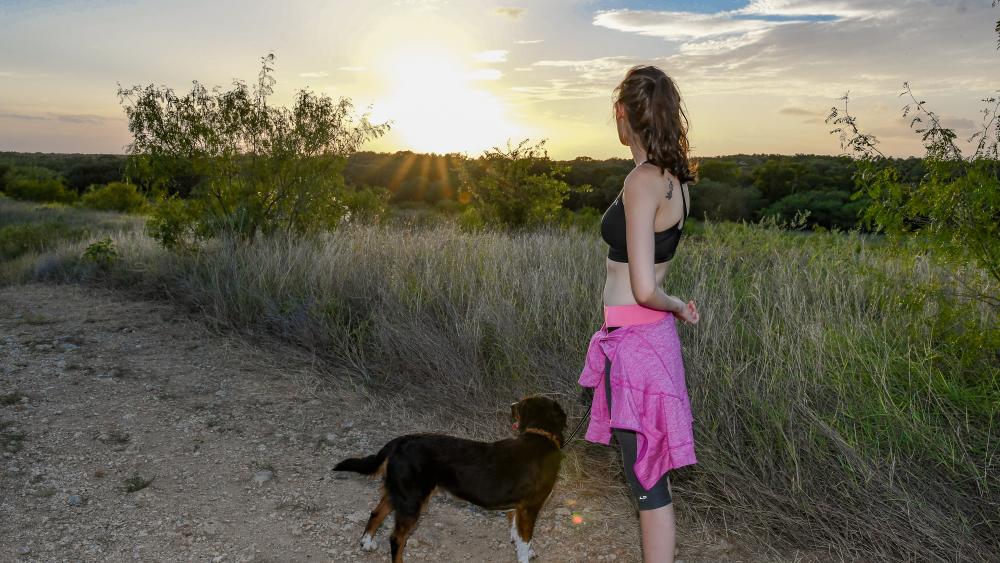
[675,299,699,325]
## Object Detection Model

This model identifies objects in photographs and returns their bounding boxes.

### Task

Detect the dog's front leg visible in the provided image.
[512,504,540,563]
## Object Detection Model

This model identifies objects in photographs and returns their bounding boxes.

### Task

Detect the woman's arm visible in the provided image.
[622,170,685,314]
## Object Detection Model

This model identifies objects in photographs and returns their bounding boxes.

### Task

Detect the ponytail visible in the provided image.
[612,66,697,184]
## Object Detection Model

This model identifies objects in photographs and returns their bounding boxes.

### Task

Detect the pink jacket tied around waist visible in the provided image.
[578,312,697,489]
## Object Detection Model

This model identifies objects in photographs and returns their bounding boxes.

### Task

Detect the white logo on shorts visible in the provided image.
[639,495,647,500]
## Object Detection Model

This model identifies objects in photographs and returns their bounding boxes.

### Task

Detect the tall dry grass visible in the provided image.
[2,201,997,562]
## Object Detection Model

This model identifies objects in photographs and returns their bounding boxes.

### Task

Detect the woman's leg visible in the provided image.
[604,354,677,563]
[639,503,676,563]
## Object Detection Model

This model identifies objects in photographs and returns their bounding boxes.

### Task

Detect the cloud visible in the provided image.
[779,106,817,116]
[584,1,998,98]
[593,2,898,55]
[337,66,366,72]
[473,50,508,63]
[393,0,445,12]
[509,57,636,101]
[515,39,543,44]
[299,71,329,78]
[494,7,524,20]
[941,116,977,130]
[0,112,45,121]
[0,71,13,77]
[0,111,112,124]
[467,69,503,81]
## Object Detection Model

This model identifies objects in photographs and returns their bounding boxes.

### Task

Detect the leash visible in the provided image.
[562,402,592,447]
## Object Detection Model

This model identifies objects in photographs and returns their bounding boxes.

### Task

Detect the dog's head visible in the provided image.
[510,395,567,444]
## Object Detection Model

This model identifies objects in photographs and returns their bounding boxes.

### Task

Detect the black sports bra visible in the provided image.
[600,160,689,264]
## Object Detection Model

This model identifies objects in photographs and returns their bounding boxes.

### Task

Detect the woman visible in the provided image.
[577,65,700,563]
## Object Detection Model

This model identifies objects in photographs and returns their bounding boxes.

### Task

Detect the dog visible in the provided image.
[333,395,567,563]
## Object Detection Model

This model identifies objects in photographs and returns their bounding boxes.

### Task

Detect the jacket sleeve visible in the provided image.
[577,329,605,388]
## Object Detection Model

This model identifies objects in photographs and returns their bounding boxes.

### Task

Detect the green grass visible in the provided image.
[1,198,997,561]
[122,473,155,494]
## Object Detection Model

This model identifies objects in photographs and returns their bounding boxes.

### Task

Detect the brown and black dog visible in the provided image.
[333,395,567,563]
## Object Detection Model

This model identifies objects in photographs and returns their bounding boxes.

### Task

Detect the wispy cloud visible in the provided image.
[510,56,636,101]
[467,69,503,81]
[515,39,543,44]
[337,66,366,72]
[586,0,997,98]
[779,106,816,116]
[0,111,113,124]
[393,0,445,12]
[593,1,896,55]
[494,7,524,20]
[473,50,508,63]
[0,71,14,77]
[0,112,45,121]
[299,71,329,78]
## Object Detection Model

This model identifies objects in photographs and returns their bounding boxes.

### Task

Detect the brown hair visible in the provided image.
[612,65,698,184]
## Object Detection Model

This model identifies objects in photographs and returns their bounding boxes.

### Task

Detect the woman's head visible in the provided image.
[613,65,697,184]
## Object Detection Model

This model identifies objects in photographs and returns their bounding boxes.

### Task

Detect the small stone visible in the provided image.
[324,433,338,445]
[67,494,84,506]
[16,546,31,555]
[253,470,273,485]
[555,508,571,516]
[212,556,225,562]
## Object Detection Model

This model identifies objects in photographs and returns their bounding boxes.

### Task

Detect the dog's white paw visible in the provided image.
[360,533,378,551]
[515,537,534,563]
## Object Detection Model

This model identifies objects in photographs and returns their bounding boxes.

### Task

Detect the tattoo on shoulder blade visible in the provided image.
[666,178,674,199]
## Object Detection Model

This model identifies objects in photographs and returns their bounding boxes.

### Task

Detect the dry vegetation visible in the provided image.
[1,197,997,562]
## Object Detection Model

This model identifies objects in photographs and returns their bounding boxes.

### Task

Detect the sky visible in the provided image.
[0,0,997,159]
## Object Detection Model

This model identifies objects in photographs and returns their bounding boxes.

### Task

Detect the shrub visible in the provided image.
[434,199,461,214]
[341,185,391,225]
[82,237,118,269]
[557,206,601,231]
[116,52,390,243]
[459,138,579,230]
[0,221,87,260]
[4,167,77,204]
[144,195,201,251]
[80,182,148,213]
[761,190,868,229]
[0,163,10,194]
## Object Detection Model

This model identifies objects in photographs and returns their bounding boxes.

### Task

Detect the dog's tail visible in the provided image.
[333,436,407,475]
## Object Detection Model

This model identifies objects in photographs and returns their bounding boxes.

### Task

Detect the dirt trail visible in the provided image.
[0,283,751,562]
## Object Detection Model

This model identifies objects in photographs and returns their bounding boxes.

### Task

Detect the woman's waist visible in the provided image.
[604,303,672,328]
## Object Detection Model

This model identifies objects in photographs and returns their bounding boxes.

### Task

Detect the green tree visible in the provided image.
[826,81,1000,306]
[459,139,578,229]
[116,52,390,245]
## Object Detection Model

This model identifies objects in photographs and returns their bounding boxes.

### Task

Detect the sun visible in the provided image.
[370,44,526,155]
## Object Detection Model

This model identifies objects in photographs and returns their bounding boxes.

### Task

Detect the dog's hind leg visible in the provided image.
[512,504,541,563]
[389,513,418,563]
[360,491,392,551]
[507,510,517,544]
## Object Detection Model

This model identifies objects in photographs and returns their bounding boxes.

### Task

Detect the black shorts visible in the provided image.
[605,326,672,511]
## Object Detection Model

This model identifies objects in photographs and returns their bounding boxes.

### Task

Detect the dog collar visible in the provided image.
[524,427,561,449]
